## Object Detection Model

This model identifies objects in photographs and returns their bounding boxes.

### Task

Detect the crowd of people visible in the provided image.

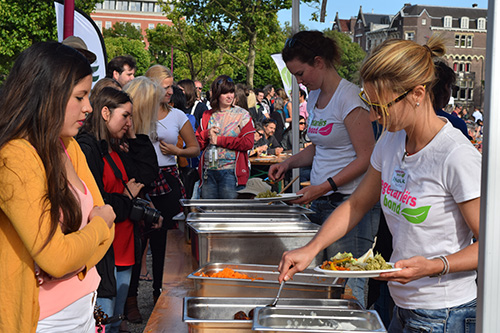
[0,29,484,333]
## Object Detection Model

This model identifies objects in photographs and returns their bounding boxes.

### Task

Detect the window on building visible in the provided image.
[95,21,102,32]
[155,4,162,12]
[422,18,427,26]
[132,23,141,30]
[466,35,473,48]
[453,80,474,101]
[129,1,141,11]
[104,0,115,10]
[105,21,112,29]
[461,17,469,29]
[144,2,155,12]
[478,18,486,30]
[96,3,102,9]
[444,15,452,28]
[148,23,155,30]
[405,32,415,40]
[116,1,128,10]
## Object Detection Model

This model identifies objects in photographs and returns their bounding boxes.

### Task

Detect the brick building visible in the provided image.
[333,3,488,109]
[90,0,172,47]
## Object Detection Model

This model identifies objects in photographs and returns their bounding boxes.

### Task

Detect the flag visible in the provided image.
[271,53,307,98]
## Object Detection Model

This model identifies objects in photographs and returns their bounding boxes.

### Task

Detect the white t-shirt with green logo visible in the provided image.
[371,120,481,309]
[307,79,369,195]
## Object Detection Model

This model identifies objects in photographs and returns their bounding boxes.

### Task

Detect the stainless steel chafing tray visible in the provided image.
[186,212,310,223]
[252,307,386,332]
[198,205,314,214]
[183,297,363,333]
[181,199,286,207]
[187,221,321,266]
[188,263,345,299]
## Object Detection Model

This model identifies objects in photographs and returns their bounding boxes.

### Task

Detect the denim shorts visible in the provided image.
[388,298,476,333]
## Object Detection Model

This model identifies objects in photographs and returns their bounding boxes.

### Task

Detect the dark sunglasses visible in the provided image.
[217,77,234,85]
[299,122,306,125]
[359,87,420,116]
[257,132,264,136]
[285,37,319,56]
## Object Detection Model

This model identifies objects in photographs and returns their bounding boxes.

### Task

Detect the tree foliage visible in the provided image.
[159,0,315,88]
[323,29,366,83]
[0,0,102,81]
[104,37,151,75]
[103,22,143,41]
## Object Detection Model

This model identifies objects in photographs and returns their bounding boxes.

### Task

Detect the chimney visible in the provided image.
[404,3,412,7]
[472,3,478,8]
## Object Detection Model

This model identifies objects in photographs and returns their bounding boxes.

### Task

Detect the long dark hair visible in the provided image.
[210,75,235,111]
[0,41,92,248]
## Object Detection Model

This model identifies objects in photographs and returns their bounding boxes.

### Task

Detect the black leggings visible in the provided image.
[128,173,183,298]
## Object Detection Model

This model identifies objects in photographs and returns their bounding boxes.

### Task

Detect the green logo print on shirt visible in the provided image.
[401,206,431,224]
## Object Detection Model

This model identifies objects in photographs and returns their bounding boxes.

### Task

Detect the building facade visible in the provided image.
[90,0,172,46]
[333,3,488,109]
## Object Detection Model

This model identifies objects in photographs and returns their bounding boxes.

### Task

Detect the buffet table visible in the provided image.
[144,228,357,332]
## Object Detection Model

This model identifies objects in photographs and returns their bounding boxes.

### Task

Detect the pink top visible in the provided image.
[38,181,101,320]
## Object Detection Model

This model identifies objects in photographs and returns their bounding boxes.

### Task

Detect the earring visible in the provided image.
[416,102,420,107]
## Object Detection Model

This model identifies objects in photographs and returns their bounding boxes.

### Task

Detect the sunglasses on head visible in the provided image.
[217,77,234,85]
[285,37,319,56]
[358,87,421,116]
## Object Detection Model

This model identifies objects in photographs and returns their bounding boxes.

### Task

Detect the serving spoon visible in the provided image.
[267,280,286,307]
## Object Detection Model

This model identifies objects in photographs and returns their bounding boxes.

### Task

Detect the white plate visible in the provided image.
[254,193,303,202]
[313,263,401,278]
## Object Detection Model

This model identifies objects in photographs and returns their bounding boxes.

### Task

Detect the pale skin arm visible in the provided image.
[286,107,375,205]
[278,165,382,282]
[377,197,480,284]
[159,121,200,158]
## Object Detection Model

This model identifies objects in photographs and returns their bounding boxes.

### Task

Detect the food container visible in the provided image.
[252,307,386,332]
[197,205,314,214]
[180,199,285,208]
[186,212,311,223]
[188,263,345,299]
[183,297,363,333]
[187,221,321,266]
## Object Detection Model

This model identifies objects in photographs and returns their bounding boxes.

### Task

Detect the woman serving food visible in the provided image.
[278,36,480,332]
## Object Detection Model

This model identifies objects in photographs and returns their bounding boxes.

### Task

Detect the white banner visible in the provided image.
[271,53,308,98]
[54,1,107,87]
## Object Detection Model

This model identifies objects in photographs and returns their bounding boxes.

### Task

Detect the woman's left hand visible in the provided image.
[159,140,179,156]
[209,126,219,145]
[376,256,442,284]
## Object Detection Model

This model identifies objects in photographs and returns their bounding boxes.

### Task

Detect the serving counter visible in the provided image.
[144,228,359,332]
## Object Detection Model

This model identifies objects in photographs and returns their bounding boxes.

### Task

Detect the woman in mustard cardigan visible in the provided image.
[0,42,115,332]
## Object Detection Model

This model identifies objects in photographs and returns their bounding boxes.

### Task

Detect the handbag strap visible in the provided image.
[103,153,135,199]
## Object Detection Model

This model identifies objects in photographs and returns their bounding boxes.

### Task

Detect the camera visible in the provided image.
[129,197,161,231]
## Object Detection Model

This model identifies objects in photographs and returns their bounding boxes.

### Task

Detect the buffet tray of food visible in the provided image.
[180,199,287,207]
[183,297,363,333]
[196,204,315,214]
[186,212,310,223]
[188,263,345,299]
[187,221,321,266]
[252,307,386,332]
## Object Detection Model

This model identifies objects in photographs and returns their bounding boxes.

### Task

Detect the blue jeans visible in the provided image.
[388,298,476,333]
[310,197,380,307]
[201,169,244,199]
[96,266,133,333]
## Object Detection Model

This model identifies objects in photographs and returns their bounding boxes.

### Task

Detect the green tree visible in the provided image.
[0,0,102,81]
[160,0,316,88]
[103,22,143,41]
[104,37,151,75]
[323,29,366,83]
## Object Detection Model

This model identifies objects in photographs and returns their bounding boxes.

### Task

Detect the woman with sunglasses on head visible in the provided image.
[278,36,480,332]
[269,30,379,304]
[196,75,255,199]
[0,42,115,333]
